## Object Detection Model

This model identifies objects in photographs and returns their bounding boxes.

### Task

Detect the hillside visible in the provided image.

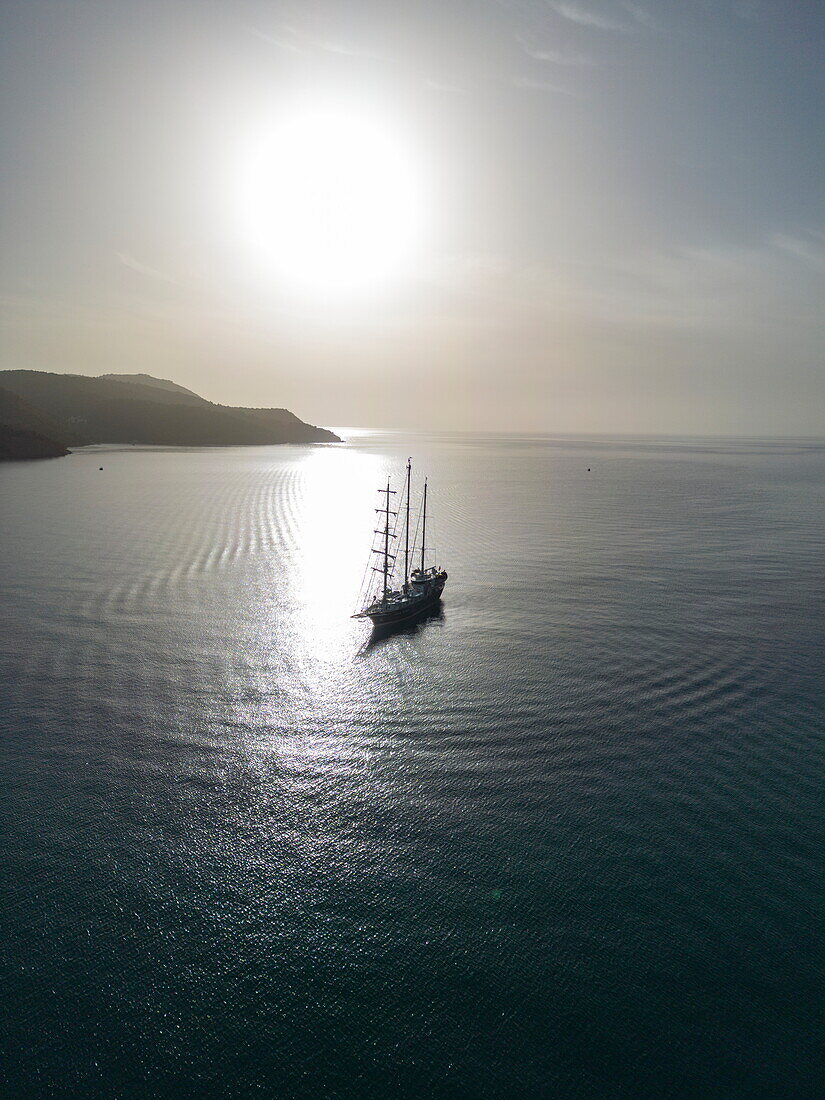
[99,373,204,404]
[0,386,71,459]
[0,425,70,460]
[0,371,340,457]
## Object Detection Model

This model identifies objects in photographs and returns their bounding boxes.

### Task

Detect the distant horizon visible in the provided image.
[330,425,825,442]
[5,365,825,443]
[6,365,825,442]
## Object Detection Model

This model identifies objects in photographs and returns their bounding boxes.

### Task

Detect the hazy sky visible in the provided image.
[2,0,824,433]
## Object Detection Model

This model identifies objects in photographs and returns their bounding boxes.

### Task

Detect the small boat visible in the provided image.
[352,458,448,628]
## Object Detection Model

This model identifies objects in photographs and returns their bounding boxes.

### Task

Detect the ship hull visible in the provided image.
[366,591,442,627]
[363,574,447,627]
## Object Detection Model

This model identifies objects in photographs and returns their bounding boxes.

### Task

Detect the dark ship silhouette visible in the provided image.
[353,459,447,628]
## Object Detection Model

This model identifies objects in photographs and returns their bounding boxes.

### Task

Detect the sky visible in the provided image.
[1,0,824,434]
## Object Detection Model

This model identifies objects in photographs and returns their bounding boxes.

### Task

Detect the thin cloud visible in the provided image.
[245,21,384,63]
[771,231,825,271]
[312,38,385,61]
[511,75,581,95]
[116,253,181,287]
[515,36,595,65]
[246,20,458,90]
[548,1,655,33]
[549,2,627,32]
[424,77,468,93]
[244,24,307,55]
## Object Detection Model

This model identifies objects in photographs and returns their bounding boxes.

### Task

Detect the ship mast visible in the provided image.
[404,458,411,591]
[420,477,427,574]
[383,479,391,600]
[373,481,397,603]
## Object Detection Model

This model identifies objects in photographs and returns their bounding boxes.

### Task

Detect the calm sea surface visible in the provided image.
[1,433,823,1097]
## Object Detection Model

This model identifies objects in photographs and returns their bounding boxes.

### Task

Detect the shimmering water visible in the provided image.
[1,433,823,1096]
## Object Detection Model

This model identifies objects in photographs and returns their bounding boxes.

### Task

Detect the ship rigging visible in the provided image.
[353,458,447,627]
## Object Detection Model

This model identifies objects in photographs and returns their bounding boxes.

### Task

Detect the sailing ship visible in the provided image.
[352,459,448,628]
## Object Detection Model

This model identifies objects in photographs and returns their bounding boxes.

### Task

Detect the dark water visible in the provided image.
[1,433,823,1097]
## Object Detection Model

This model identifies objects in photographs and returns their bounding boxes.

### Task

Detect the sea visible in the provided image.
[1,432,823,1097]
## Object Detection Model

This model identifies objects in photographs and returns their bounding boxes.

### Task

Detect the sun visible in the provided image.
[236,98,426,299]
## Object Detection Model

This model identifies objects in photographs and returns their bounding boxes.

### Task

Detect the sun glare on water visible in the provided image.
[236,99,426,299]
